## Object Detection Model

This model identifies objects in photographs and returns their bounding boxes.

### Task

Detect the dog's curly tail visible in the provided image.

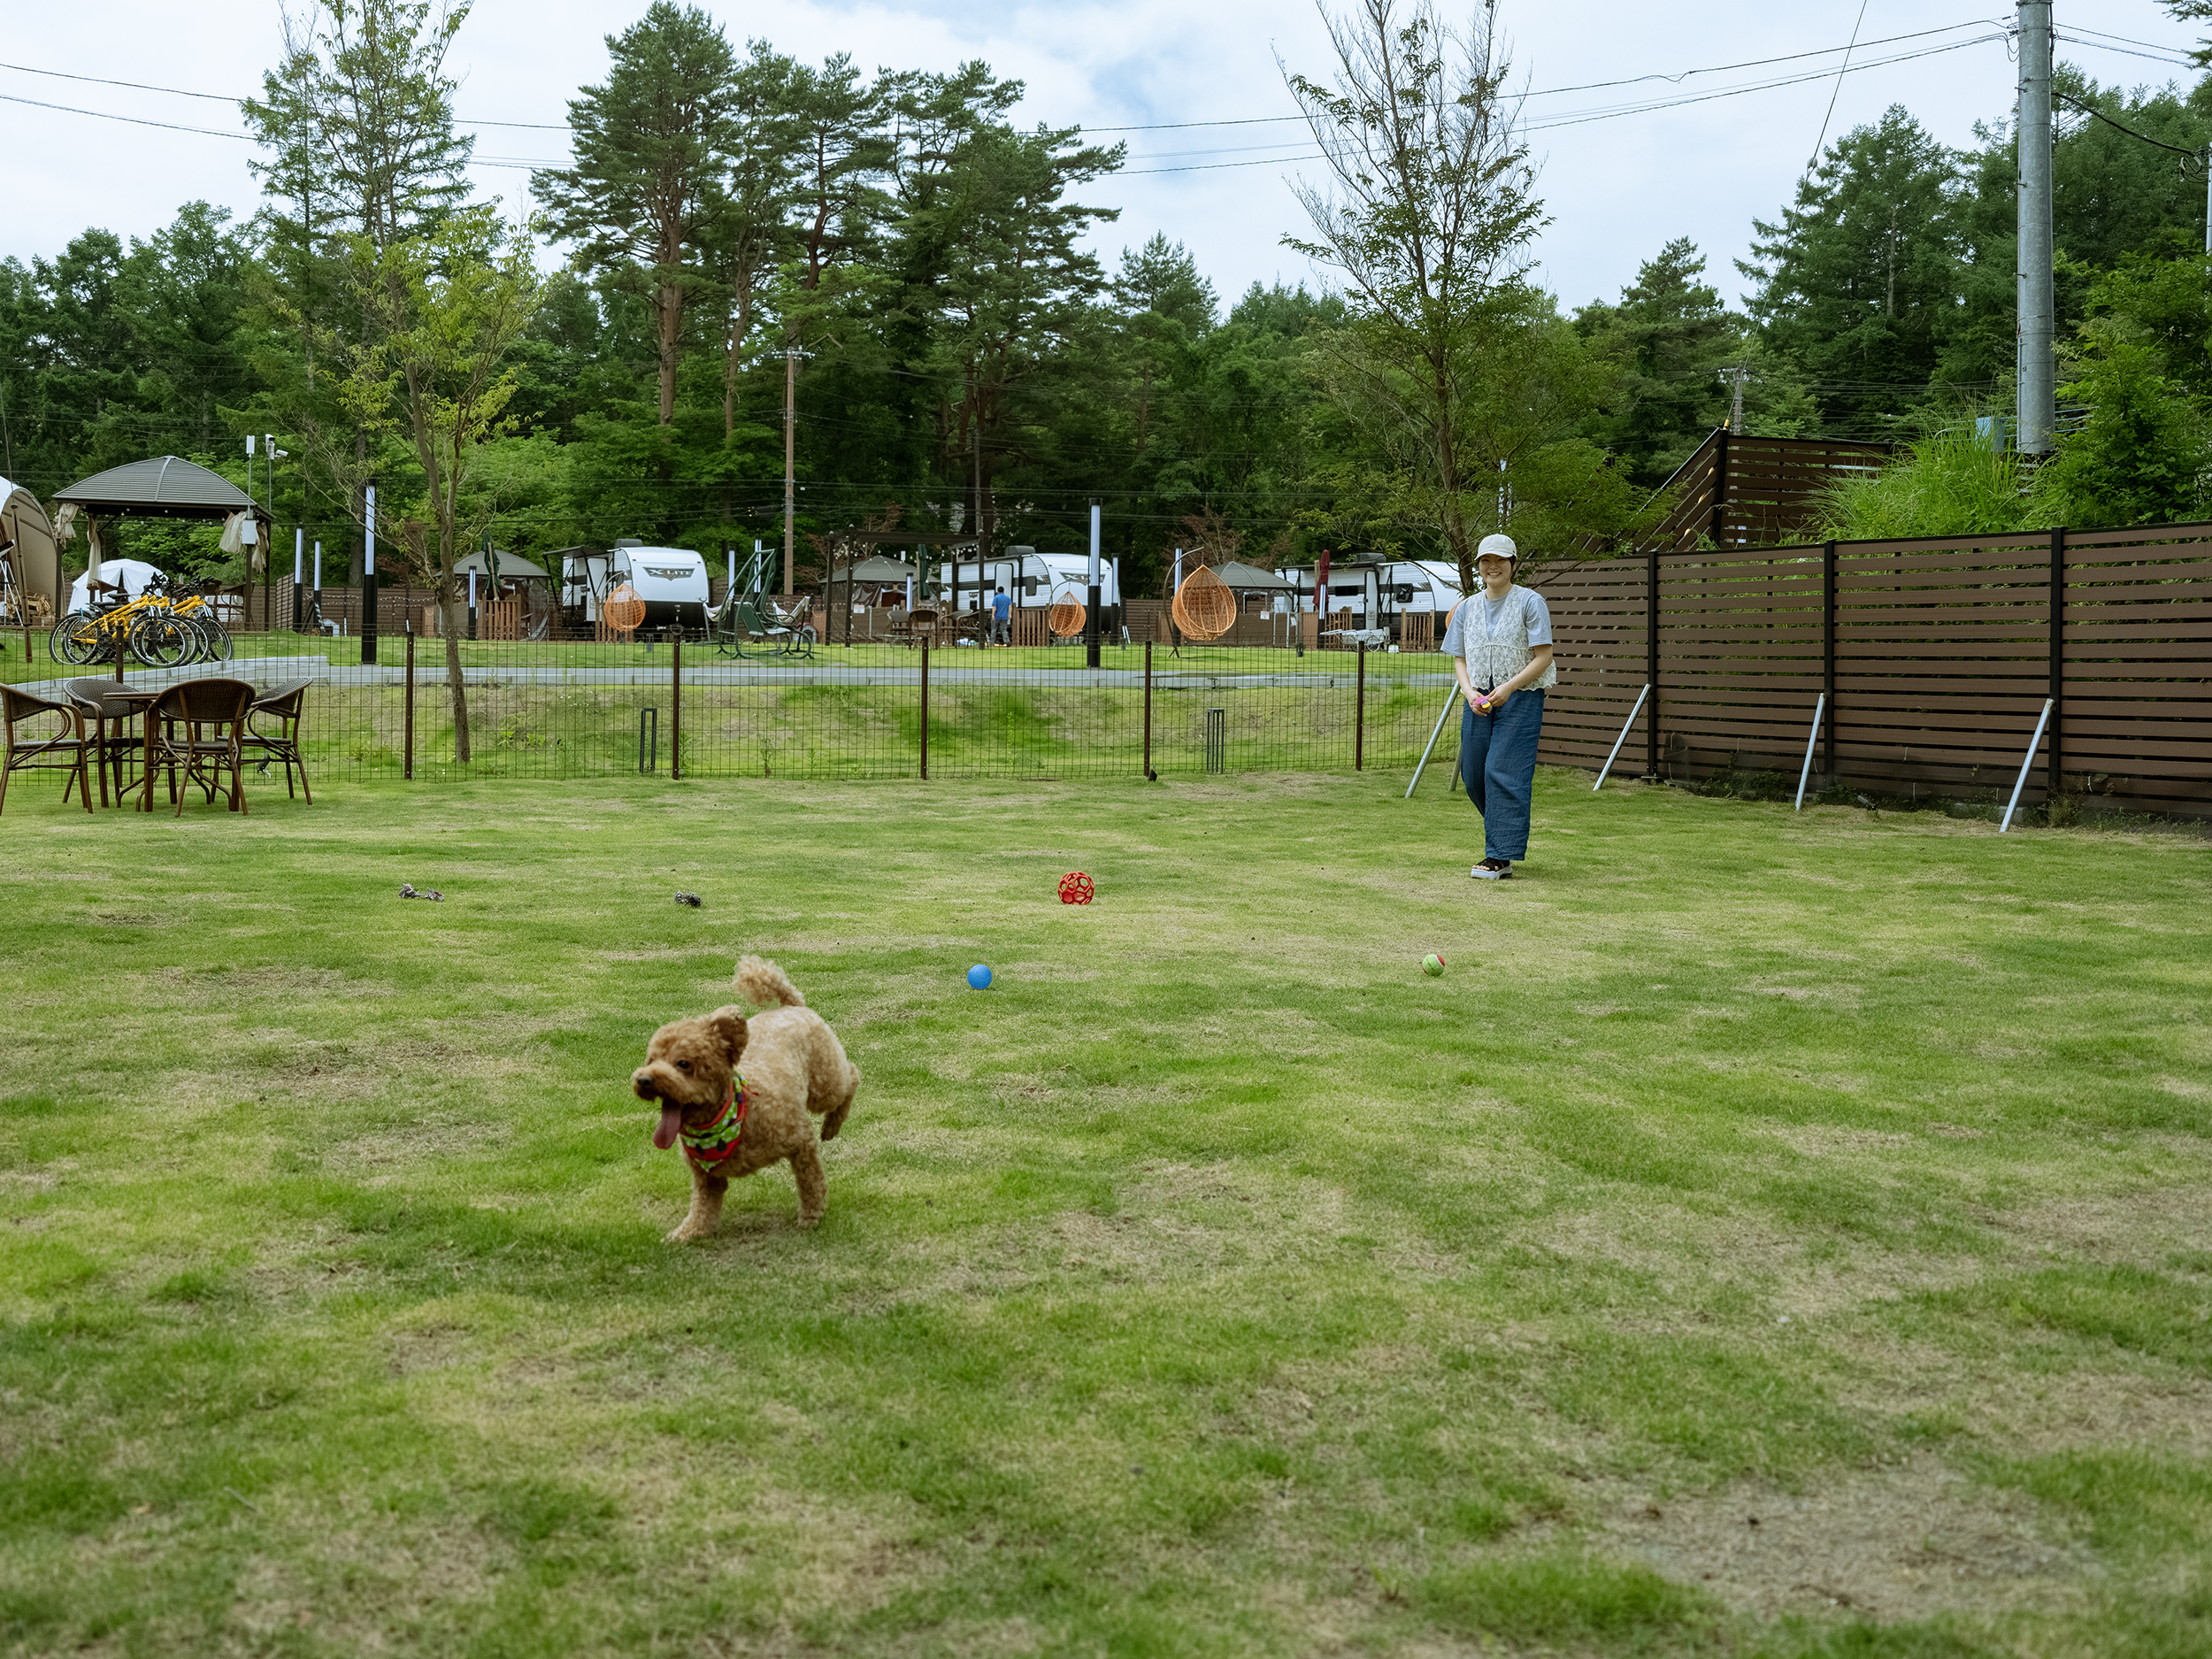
[733,955,805,1009]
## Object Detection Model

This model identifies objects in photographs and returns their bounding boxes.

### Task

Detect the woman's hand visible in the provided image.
[1476,687,1509,715]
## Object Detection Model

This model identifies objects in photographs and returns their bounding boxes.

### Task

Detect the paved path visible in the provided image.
[23,655,1453,701]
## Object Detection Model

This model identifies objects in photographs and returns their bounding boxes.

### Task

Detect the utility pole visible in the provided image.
[781,345,797,595]
[2017,1,2056,455]
[1727,365,1747,434]
[1086,498,1102,670]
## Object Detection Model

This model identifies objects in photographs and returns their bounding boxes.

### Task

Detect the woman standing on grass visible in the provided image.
[1444,534,1555,880]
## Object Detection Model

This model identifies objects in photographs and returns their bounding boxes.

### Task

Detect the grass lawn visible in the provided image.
[2,766,2208,1656]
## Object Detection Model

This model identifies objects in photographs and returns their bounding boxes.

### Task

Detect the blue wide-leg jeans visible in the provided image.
[1459,688,1545,861]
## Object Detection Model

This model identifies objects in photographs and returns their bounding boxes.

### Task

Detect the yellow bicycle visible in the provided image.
[50,577,234,666]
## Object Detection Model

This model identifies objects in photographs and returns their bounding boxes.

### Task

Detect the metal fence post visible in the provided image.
[1823,540,1838,790]
[2048,526,2066,803]
[919,641,929,780]
[1143,639,1155,780]
[1354,641,1366,771]
[403,624,415,780]
[1645,548,1660,777]
[671,629,683,780]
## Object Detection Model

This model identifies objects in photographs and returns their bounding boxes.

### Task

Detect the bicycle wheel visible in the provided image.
[50,612,101,664]
[196,616,234,661]
[129,612,194,668]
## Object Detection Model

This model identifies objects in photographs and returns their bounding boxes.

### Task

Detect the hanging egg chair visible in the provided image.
[1047,587,1087,638]
[1171,564,1235,641]
[603,581,647,638]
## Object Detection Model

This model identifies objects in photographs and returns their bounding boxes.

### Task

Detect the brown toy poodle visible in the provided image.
[631,956,860,1239]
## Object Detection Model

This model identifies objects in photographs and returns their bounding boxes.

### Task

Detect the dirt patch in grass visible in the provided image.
[1995,1185,2212,1264]
[1605,1458,2098,1621]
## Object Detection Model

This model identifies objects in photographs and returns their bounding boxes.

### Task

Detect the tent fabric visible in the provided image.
[54,455,257,517]
[452,549,552,580]
[67,558,167,611]
[841,554,919,581]
[0,475,63,622]
[1206,559,1297,591]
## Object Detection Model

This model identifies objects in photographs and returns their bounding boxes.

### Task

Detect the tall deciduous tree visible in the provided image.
[242,0,475,255]
[534,3,741,427]
[321,206,541,758]
[1284,0,1640,586]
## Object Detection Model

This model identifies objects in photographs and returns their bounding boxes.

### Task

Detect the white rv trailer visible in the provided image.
[1280,558,1468,624]
[603,539,711,629]
[928,545,1121,612]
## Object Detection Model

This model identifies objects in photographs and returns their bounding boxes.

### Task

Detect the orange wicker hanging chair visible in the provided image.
[603,581,647,637]
[1171,564,1235,641]
[1047,587,1087,638]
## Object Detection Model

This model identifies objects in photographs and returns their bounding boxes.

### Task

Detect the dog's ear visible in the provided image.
[708,1005,749,1064]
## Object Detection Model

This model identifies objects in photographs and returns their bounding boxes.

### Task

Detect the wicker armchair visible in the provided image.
[142,678,253,815]
[0,685,92,815]
[244,678,314,803]
[62,677,146,808]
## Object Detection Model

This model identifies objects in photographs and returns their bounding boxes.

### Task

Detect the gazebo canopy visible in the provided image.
[842,554,919,582]
[1207,559,1297,591]
[0,474,63,618]
[453,548,552,580]
[53,455,262,521]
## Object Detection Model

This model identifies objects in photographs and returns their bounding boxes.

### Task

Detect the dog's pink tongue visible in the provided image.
[652,1105,683,1151]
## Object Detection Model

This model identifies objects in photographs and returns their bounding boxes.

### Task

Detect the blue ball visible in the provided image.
[966,964,993,989]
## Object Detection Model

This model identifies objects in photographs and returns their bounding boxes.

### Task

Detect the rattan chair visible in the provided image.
[142,678,253,815]
[62,677,147,808]
[244,678,314,803]
[0,685,92,816]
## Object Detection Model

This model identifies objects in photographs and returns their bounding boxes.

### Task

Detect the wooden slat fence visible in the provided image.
[1532,522,2212,817]
[1645,429,1893,551]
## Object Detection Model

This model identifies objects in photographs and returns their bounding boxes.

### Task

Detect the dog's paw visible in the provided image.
[664,1223,710,1243]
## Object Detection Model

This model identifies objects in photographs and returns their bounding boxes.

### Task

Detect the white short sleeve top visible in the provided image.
[1441,586,1555,690]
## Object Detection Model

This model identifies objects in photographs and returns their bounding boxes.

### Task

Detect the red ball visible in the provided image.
[1058,871,1094,905]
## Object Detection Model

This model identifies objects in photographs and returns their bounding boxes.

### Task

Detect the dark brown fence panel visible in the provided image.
[1832,534,2055,802]
[1644,431,1893,552]
[1654,548,1824,781]
[1532,557,1647,772]
[2062,522,2212,817]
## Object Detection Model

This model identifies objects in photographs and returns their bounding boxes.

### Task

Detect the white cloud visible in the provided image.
[2,0,2195,314]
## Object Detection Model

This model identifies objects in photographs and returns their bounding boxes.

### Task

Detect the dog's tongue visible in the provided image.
[652,1105,683,1151]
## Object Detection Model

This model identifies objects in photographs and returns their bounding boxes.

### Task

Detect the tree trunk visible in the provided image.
[1430,354,1474,595]
[657,280,682,426]
[724,267,753,439]
[435,550,471,763]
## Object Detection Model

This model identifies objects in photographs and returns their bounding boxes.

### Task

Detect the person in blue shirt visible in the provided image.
[990,585,1012,646]
[1440,534,1555,880]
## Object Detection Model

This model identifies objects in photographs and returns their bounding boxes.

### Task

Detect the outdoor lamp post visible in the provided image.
[266,437,287,632]
[293,527,303,632]
[363,480,379,664]
[1087,497,1102,669]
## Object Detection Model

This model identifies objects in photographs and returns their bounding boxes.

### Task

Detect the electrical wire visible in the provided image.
[1808,1,1873,173]
[2053,88,2203,160]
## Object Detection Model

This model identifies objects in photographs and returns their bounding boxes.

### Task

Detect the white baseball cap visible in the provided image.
[1477,534,1517,562]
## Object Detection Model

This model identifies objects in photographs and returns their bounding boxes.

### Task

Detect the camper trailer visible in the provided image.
[928,545,1122,615]
[606,540,711,629]
[1286,558,1468,626]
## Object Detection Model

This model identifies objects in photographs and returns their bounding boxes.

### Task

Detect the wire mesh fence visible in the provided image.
[22,636,1471,787]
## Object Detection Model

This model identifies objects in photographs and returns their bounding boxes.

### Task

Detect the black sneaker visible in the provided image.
[1470,857,1512,880]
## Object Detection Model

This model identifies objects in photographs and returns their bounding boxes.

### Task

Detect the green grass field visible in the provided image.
[2,766,2208,1656]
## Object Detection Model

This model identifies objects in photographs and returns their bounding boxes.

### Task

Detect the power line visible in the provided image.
[1808,2,1873,173]
[2053,88,2203,160]
[2050,30,2193,68]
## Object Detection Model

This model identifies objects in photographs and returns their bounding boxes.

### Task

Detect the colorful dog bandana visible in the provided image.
[680,1076,749,1174]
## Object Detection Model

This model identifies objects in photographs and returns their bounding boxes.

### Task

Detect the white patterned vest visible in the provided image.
[1445,588,1556,691]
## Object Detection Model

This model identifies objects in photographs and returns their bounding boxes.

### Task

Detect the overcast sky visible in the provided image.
[3,1,2199,317]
